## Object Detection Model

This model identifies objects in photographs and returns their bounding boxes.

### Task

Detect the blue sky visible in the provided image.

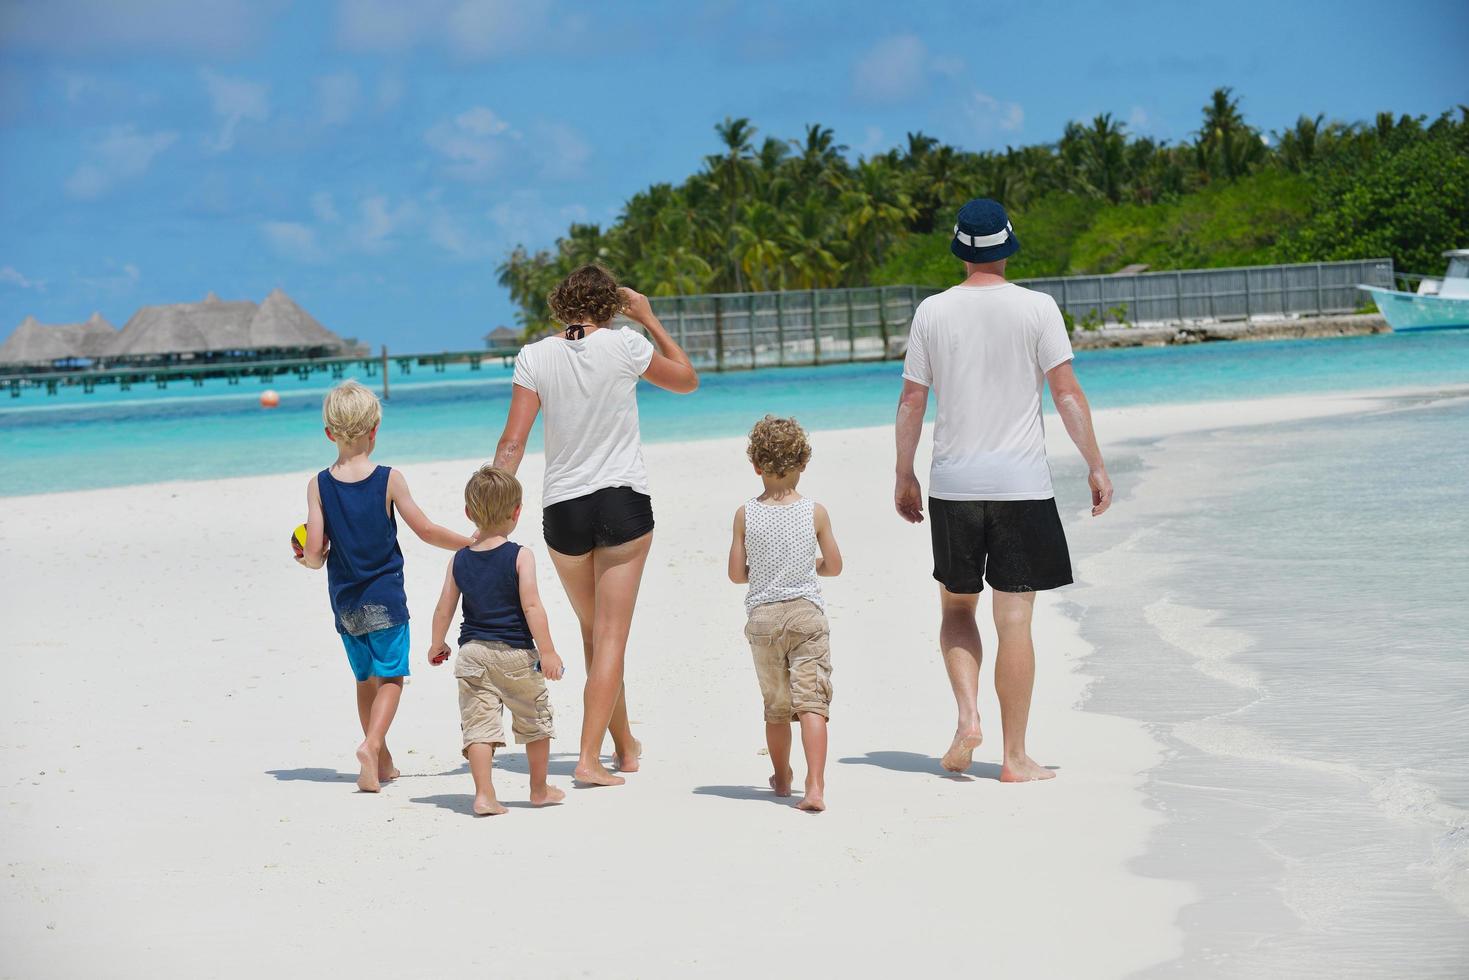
[1,0,1466,352]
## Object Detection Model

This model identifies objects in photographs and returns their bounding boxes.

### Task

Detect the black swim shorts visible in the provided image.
[928,497,1073,594]
[542,486,655,556]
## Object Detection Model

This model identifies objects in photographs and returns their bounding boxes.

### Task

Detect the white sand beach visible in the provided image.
[0,390,1398,979]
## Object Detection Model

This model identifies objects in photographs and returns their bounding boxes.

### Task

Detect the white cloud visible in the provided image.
[310,191,341,224]
[349,195,420,252]
[967,92,1024,133]
[375,73,404,112]
[851,34,928,105]
[65,125,178,199]
[532,121,589,180]
[77,261,141,290]
[1,265,45,291]
[335,0,551,60]
[425,106,520,180]
[261,222,325,263]
[200,70,269,152]
[0,0,281,56]
[316,71,360,126]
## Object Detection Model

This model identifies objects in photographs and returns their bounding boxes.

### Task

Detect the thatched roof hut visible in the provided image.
[103,289,347,359]
[484,326,521,348]
[0,313,118,365]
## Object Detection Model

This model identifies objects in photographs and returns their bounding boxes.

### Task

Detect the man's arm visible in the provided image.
[387,470,475,549]
[727,507,748,584]
[1045,361,1114,516]
[427,558,459,665]
[516,549,564,680]
[894,379,929,523]
[494,385,540,474]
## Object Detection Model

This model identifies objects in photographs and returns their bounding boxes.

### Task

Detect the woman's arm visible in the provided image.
[495,385,541,474]
[622,287,699,394]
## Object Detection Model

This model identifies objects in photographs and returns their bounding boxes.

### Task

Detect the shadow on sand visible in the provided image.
[839,750,1055,782]
[265,763,470,783]
[691,784,796,806]
[488,752,581,778]
[410,793,544,814]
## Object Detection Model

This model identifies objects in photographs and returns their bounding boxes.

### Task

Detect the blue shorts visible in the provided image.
[341,623,411,682]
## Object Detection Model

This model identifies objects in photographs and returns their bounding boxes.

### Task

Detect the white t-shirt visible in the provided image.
[902,283,1074,501]
[511,327,656,507]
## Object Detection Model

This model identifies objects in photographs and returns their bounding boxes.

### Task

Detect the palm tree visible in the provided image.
[840,159,916,283]
[709,117,758,291]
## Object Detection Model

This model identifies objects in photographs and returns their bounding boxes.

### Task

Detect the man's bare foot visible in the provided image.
[769,768,794,797]
[530,785,566,807]
[473,794,508,816]
[999,754,1056,782]
[355,743,380,793]
[797,781,826,812]
[941,728,983,772]
[610,738,643,772]
[573,762,625,787]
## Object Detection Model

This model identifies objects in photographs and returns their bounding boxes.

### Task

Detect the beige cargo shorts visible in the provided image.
[455,640,554,752]
[744,598,832,724]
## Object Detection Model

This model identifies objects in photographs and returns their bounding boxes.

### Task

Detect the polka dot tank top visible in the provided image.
[743,496,824,613]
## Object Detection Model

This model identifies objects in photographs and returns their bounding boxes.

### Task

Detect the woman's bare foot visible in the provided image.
[355,743,381,793]
[999,754,1056,782]
[941,728,983,772]
[473,793,508,816]
[611,738,643,773]
[377,749,399,783]
[530,785,566,807]
[573,761,625,786]
[769,768,794,797]
[797,780,826,812]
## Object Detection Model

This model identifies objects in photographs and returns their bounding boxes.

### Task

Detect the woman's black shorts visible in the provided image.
[928,496,1073,594]
[542,487,655,556]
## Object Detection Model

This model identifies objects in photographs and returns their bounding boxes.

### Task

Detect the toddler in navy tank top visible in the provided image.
[295,381,474,794]
[428,465,567,815]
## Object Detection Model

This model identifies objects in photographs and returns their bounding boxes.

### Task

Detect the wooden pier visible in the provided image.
[1,345,522,399]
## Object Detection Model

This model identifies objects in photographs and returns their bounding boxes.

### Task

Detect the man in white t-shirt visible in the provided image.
[894,198,1114,783]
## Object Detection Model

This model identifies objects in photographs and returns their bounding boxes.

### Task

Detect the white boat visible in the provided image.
[1358,250,1469,331]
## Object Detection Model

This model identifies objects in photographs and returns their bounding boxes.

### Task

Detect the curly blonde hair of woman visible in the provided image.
[746,415,813,477]
[547,264,623,326]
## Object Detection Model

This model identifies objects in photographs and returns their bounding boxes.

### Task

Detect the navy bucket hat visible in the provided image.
[950,198,1020,263]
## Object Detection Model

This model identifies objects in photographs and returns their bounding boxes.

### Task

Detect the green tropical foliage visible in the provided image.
[499,91,1469,334]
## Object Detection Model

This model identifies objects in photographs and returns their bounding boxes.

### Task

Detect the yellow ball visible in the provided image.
[291,524,308,554]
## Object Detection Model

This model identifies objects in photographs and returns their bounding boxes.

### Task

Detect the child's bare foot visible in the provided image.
[999,754,1056,783]
[473,793,508,816]
[355,743,381,793]
[797,779,826,812]
[611,738,643,772]
[941,727,983,773]
[769,767,794,797]
[530,785,566,807]
[573,761,625,786]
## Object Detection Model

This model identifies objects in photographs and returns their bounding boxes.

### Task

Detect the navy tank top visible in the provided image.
[453,542,535,649]
[318,465,408,635]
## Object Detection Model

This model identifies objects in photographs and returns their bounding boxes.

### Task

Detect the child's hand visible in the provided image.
[428,641,452,666]
[539,650,565,681]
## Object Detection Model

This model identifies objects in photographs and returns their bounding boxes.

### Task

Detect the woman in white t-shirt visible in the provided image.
[494,264,698,787]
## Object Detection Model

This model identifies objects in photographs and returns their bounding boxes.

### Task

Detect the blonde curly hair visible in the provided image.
[547,264,623,326]
[747,415,812,477]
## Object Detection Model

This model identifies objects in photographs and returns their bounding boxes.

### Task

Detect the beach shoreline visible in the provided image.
[2,385,1463,977]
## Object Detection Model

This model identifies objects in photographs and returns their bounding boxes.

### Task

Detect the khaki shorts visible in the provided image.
[744,598,832,724]
[454,640,554,752]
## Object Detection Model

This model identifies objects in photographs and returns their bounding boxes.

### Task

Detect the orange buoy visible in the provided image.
[260,389,281,408]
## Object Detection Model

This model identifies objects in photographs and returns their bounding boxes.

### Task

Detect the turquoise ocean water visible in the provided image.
[4,329,1469,497]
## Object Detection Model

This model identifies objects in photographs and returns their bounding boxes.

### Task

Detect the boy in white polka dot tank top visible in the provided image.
[728,416,843,812]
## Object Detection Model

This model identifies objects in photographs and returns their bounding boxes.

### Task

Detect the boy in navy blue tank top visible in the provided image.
[296,381,475,793]
[428,465,567,815]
